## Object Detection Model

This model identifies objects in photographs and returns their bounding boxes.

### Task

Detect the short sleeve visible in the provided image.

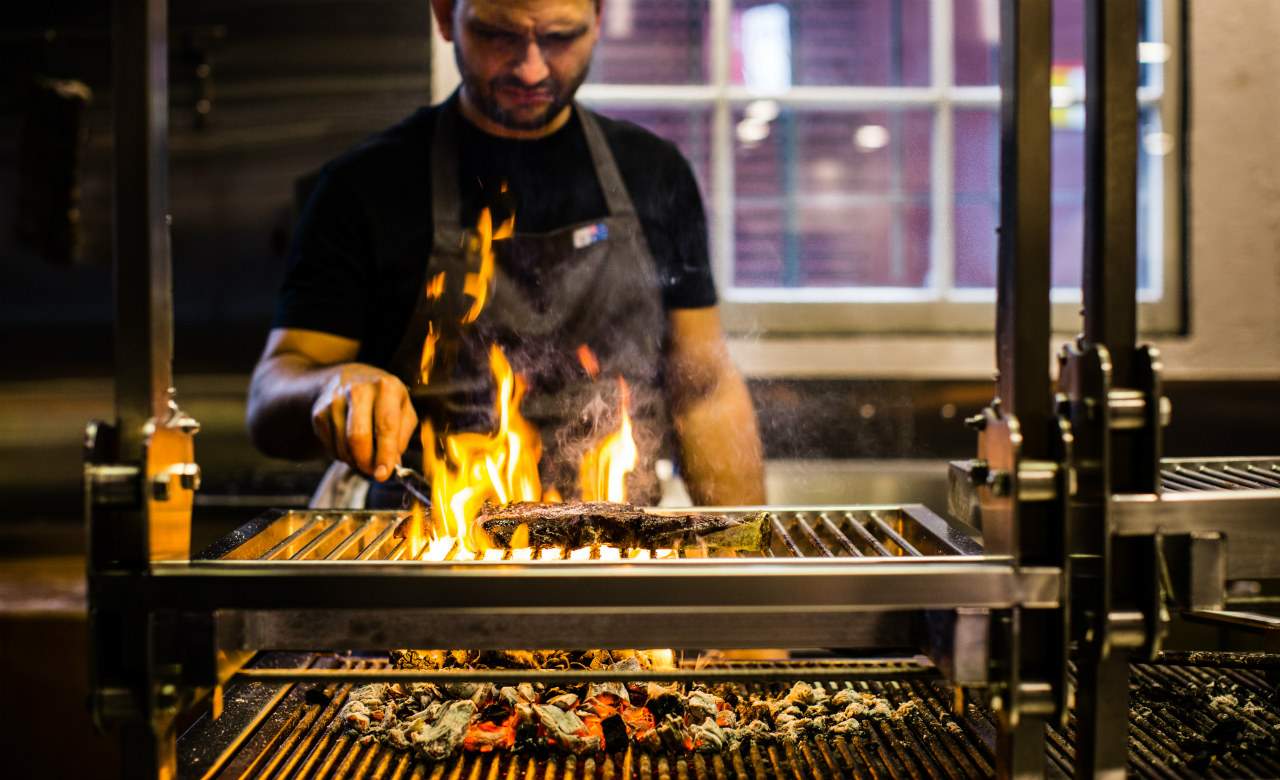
[271,165,373,340]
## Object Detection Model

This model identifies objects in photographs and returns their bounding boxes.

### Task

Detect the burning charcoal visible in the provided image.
[534,703,601,754]
[635,727,662,752]
[686,690,721,722]
[350,683,388,705]
[830,688,858,709]
[470,683,498,708]
[620,704,655,737]
[517,682,537,702]
[648,691,685,722]
[600,713,629,752]
[830,718,861,736]
[715,709,737,729]
[409,700,476,760]
[385,726,411,750]
[442,681,482,700]
[782,682,816,708]
[739,719,773,743]
[657,714,692,752]
[691,718,728,753]
[547,692,579,711]
[463,718,517,752]
[337,699,371,732]
[587,680,630,704]
[774,712,798,726]
[479,702,513,725]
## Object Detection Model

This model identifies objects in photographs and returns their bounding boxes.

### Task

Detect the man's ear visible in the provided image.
[431,0,456,41]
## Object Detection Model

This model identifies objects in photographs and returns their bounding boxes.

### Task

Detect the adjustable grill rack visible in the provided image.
[86,0,1279,778]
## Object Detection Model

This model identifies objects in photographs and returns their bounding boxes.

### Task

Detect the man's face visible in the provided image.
[443,0,600,131]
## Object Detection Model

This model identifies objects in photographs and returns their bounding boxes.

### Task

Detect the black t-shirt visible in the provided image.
[273,101,717,369]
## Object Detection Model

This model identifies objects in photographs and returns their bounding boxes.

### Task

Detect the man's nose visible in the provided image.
[513,40,550,86]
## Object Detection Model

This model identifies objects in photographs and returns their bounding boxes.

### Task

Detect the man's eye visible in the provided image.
[540,32,580,46]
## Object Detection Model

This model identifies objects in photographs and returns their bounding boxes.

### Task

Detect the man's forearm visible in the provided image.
[673,370,766,506]
[246,355,339,460]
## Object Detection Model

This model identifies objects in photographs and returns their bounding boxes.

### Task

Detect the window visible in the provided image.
[577,0,1183,333]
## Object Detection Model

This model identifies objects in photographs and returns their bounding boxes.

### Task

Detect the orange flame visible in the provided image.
[425,271,446,301]
[419,322,439,385]
[461,206,515,325]
[578,378,639,503]
[577,344,600,379]
[420,344,544,553]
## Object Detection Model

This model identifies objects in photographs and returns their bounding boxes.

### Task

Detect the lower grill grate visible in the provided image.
[186,656,1280,779]
[1048,662,1280,778]
[1161,458,1280,493]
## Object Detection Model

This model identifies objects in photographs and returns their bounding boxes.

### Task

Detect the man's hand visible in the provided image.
[247,328,417,481]
[311,365,418,481]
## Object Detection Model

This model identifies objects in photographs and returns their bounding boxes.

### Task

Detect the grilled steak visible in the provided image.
[477,501,769,551]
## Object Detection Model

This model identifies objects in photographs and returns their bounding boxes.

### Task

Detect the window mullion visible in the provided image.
[709,0,735,293]
[930,0,957,300]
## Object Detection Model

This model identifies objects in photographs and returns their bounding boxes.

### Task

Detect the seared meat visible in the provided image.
[477,501,769,551]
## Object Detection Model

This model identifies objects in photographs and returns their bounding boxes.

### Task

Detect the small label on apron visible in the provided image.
[573,222,609,249]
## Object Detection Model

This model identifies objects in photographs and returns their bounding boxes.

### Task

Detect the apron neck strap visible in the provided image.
[430,94,466,239]
[576,104,638,219]
[432,94,640,231]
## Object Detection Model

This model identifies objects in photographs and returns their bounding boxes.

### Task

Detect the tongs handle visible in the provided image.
[392,465,433,507]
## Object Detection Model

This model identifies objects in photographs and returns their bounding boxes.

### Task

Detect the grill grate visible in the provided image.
[201,506,980,563]
[184,657,995,780]
[1048,662,1280,778]
[1161,458,1280,493]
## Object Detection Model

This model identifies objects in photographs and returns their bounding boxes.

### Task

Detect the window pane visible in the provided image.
[953,107,1165,292]
[955,0,1164,87]
[735,108,933,288]
[731,0,930,88]
[589,0,708,84]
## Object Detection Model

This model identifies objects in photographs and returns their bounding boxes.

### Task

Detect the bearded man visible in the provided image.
[247,0,764,509]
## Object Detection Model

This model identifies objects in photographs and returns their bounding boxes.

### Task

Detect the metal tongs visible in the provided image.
[392,464,432,507]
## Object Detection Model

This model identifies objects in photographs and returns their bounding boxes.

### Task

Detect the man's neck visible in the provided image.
[458,88,573,140]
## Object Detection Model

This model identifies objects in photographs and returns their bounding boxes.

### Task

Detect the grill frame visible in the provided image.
[183,505,1052,653]
[196,504,984,564]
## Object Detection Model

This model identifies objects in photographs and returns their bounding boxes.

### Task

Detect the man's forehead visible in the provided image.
[460,0,596,28]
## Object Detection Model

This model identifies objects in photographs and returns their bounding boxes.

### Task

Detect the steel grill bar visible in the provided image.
[840,513,896,558]
[816,513,864,557]
[1181,467,1244,491]
[291,517,348,560]
[260,514,327,560]
[353,523,399,559]
[1218,466,1276,489]
[1206,468,1271,489]
[770,514,804,557]
[867,513,924,557]
[792,513,836,558]
[1167,469,1236,491]
[1244,464,1280,487]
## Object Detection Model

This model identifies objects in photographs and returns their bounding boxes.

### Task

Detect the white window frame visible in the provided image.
[574,0,1184,335]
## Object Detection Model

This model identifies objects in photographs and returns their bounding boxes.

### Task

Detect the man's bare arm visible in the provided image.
[665,308,766,505]
[247,328,417,480]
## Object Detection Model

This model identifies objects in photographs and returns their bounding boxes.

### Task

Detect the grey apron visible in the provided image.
[367,97,671,508]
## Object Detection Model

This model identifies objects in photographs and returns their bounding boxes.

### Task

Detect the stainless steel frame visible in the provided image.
[87,0,1276,778]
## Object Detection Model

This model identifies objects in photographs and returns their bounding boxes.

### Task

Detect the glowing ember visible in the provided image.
[577,344,600,379]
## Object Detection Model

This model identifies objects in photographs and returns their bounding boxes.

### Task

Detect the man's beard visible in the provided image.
[457,57,590,131]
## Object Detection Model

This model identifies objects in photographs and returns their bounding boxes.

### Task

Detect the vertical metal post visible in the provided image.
[995,0,1052,460]
[1082,0,1140,387]
[113,0,174,453]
